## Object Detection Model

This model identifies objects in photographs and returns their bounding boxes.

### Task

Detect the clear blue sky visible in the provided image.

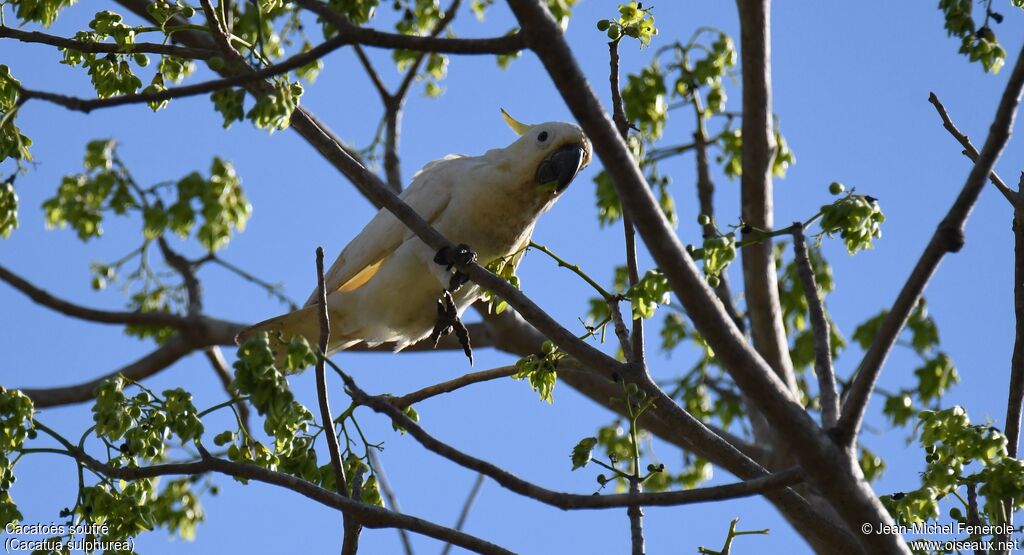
[2,1,1022,553]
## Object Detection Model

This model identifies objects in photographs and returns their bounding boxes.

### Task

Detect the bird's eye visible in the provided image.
[537,131,549,142]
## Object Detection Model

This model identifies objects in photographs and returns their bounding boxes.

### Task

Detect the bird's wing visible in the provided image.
[304,156,462,306]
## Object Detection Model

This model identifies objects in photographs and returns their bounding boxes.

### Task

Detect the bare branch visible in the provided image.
[734,0,796,394]
[791,224,839,429]
[928,94,1021,207]
[693,93,745,331]
[22,334,196,407]
[341,370,805,510]
[1000,180,1024,550]
[839,72,1024,444]
[36,439,513,555]
[440,474,485,555]
[0,25,218,59]
[313,247,358,553]
[391,365,517,409]
[608,38,646,370]
[295,0,524,55]
[367,450,416,555]
[0,263,186,328]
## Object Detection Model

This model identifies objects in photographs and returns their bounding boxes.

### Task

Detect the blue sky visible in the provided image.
[2,1,1023,553]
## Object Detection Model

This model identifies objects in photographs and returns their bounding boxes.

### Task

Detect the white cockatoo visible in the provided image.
[237,111,591,358]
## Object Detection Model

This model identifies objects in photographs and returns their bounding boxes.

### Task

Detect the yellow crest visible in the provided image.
[500,108,533,135]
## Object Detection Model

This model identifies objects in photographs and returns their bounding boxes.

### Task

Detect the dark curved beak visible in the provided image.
[536,143,585,192]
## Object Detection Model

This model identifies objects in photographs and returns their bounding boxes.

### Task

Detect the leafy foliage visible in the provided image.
[0,65,33,166]
[818,191,885,254]
[937,0,1015,73]
[597,2,658,47]
[513,340,563,403]
[43,140,251,251]
[882,407,1024,531]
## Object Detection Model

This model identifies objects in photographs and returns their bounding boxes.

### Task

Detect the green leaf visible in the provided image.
[570,437,597,470]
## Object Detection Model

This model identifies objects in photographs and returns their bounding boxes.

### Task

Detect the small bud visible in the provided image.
[828,182,845,195]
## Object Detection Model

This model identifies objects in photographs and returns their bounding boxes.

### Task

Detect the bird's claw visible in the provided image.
[434,243,477,294]
[429,290,473,365]
[433,243,477,271]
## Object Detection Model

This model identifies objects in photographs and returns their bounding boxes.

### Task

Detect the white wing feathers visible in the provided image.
[304,155,462,306]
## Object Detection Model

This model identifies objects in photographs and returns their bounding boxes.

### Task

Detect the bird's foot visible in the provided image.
[429,290,473,365]
[433,243,477,293]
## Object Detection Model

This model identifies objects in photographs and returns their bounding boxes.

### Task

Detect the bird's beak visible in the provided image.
[536,143,586,192]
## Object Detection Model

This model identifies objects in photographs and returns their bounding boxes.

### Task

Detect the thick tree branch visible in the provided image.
[294,0,524,55]
[1000,179,1024,553]
[506,1,895,552]
[23,333,201,407]
[791,224,839,429]
[0,25,218,59]
[735,0,796,394]
[839,74,1024,444]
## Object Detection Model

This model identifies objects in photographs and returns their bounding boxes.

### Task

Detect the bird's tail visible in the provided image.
[236,306,355,364]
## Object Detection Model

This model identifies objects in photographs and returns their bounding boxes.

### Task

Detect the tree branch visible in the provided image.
[204,346,251,436]
[37,439,513,555]
[18,31,351,113]
[440,473,485,555]
[506,1,896,551]
[339,369,805,510]
[693,93,745,331]
[839,72,1024,445]
[791,224,839,429]
[608,38,646,371]
[734,0,796,394]
[367,450,416,555]
[391,365,518,409]
[312,246,358,553]
[0,263,187,328]
[294,0,524,55]
[927,93,1021,207]
[1000,177,1024,551]
[0,25,218,59]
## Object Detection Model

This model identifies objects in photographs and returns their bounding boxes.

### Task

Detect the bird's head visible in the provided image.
[501,109,592,194]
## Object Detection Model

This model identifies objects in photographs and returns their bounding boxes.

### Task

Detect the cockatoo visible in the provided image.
[237,111,591,360]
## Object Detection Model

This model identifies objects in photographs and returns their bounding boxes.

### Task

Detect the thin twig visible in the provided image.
[313,246,357,552]
[608,37,646,373]
[294,0,523,55]
[693,92,745,331]
[204,346,251,436]
[336,367,805,510]
[791,224,839,429]
[391,366,518,409]
[440,473,485,555]
[927,94,1020,207]
[367,450,415,555]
